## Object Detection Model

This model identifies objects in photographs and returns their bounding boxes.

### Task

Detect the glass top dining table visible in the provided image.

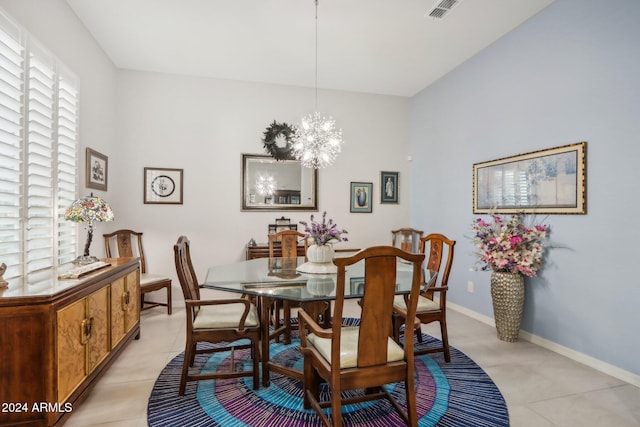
[203,254,437,387]
[204,255,436,301]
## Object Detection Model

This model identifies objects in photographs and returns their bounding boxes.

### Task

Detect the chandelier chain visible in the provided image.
[314,0,318,110]
[292,0,343,169]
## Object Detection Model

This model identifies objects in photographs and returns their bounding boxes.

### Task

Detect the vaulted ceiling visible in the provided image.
[66,0,555,96]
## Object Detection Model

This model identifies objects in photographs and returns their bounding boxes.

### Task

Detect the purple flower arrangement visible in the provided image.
[300,211,348,246]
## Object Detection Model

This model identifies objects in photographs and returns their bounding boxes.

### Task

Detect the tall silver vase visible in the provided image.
[490,271,525,342]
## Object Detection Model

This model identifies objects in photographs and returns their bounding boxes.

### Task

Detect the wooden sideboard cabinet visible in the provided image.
[0,258,140,427]
[246,242,306,260]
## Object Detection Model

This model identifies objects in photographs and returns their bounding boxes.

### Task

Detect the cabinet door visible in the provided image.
[124,270,140,334]
[110,277,127,348]
[87,287,109,373]
[57,287,110,402]
[57,299,86,403]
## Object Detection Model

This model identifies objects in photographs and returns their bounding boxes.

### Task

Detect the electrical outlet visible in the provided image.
[467,281,474,293]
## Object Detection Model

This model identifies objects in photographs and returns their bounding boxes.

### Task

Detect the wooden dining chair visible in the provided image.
[103,229,172,314]
[392,233,456,362]
[268,229,307,344]
[298,246,425,427]
[173,236,261,394]
[391,228,424,253]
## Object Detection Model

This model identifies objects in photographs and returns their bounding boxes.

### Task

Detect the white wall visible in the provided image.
[1,0,118,199]
[112,71,411,283]
[1,0,411,296]
[410,0,640,379]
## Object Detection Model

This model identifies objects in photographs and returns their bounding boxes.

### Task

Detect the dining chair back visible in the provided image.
[103,229,172,314]
[391,228,424,253]
[298,246,424,427]
[267,229,307,344]
[393,233,456,361]
[173,236,261,394]
[268,229,307,259]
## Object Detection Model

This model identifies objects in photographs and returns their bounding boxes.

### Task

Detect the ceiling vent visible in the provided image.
[427,0,462,19]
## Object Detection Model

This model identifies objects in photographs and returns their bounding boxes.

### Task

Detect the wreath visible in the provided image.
[262,121,296,161]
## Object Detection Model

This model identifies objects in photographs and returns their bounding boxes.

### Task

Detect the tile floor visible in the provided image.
[64,294,640,427]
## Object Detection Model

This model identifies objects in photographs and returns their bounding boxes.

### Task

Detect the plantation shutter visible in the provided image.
[0,10,79,280]
[0,14,25,280]
[26,42,55,273]
[56,68,79,265]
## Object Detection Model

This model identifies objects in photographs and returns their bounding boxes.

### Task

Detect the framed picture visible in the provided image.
[86,148,108,191]
[380,171,399,204]
[349,277,365,295]
[144,167,184,204]
[473,142,586,214]
[350,182,372,213]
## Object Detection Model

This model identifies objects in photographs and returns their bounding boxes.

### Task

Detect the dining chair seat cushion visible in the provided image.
[307,326,405,369]
[393,294,440,313]
[140,273,170,286]
[193,303,259,330]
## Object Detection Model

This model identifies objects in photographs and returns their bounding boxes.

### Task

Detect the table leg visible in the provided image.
[260,295,273,387]
[259,298,329,388]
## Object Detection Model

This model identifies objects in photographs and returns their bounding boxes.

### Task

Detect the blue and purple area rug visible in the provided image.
[148,319,509,426]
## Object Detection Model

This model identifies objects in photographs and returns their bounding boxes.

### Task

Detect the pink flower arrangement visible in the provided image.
[470,213,549,277]
[300,211,348,246]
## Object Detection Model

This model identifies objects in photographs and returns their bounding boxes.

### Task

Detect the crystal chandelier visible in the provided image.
[292,0,343,169]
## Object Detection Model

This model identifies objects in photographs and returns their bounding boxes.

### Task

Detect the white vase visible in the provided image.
[306,276,335,296]
[296,244,337,274]
[306,244,334,264]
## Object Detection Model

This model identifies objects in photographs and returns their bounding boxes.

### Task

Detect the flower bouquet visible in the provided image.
[297,211,347,274]
[470,213,549,277]
[299,211,348,246]
[470,212,550,341]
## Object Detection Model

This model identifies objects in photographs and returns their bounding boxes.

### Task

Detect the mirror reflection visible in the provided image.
[242,154,318,211]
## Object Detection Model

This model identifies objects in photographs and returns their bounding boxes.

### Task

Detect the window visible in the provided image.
[0,10,79,281]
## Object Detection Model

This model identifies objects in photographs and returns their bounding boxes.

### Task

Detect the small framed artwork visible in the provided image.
[144,167,184,204]
[86,148,108,191]
[350,182,373,213]
[380,171,399,204]
[473,142,586,214]
[350,277,365,296]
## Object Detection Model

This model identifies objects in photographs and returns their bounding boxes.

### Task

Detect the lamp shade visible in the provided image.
[65,194,114,223]
[65,193,114,264]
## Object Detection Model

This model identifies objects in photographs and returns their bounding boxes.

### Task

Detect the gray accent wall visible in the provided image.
[409,0,640,378]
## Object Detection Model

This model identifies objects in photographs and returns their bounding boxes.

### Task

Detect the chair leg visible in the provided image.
[283,301,292,344]
[440,320,450,363]
[179,341,193,396]
[302,355,315,409]
[271,301,281,343]
[330,383,343,427]
[415,324,423,343]
[189,342,197,367]
[167,284,172,315]
[392,315,401,343]
[252,337,260,390]
[405,372,418,427]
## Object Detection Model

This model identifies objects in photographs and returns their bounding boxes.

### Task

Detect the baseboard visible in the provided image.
[447,302,640,388]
